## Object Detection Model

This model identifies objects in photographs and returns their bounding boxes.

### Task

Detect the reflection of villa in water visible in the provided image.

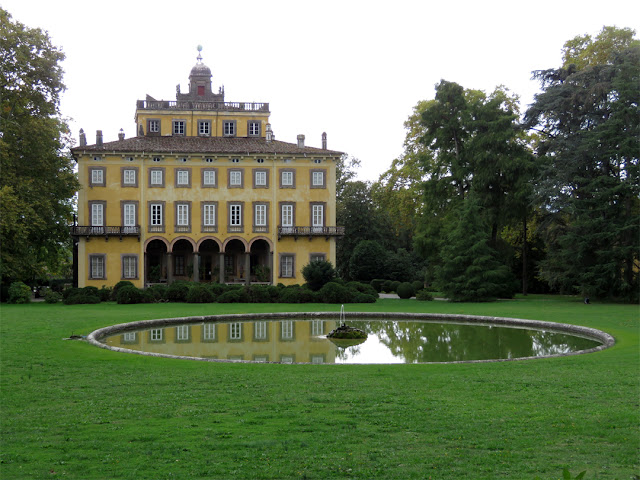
[106,320,338,363]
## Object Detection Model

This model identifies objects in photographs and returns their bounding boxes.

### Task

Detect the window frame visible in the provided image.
[310,168,327,189]
[247,121,261,137]
[310,202,326,231]
[279,253,295,278]
[279,202,295,232]
[147,119,161,135]
[228,168,244,188]
[228,202,244,232]
[279,168,296,189]
[89,166,106,187]
[253,168,269,189]
[223,120,237,137]
[253,202,269,233]
[148,201,165,233]
[201,168,218,188]
[201,201,218,233]
[121,201,138,232]
[175,168,191,188]
[174,201,191,233]
[121,254,138,280]
[197,120,211,136]
[89,201,106,228]
[121,167,138,187]
[149,167,165,188]
[229,322,243,341]
[172,119,186,136]
[88,254,106,280]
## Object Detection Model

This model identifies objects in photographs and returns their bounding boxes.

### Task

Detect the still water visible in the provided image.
[102,319,601,364]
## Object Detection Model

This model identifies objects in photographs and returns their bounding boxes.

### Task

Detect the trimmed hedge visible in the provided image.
[397,282,415,299]
[8,282,31,304]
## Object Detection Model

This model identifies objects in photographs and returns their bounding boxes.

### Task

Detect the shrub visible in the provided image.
[186,284,215,303]
[8,282,31,304]
[245,285,272,303]
[353,292,377,303]
[99,286,113,302]
[370,279,385,293]
[116,285,144,304]
[412,280,424,292]
[167,281,190,302]
[147,284,168,302]
[301,260,336,291]
[217,289,244,303]
[83,286,100,297]
[416,289,434,301]
[64,292,101,305]
[382,280,394,293]
[317,282,353,304]
[279,285,316,303]
[390,281,401,293]
[206,283,227,297]
[397,282,415,299]
[111,280,135,300]
[347,281,378,297]
[44,290,63,304]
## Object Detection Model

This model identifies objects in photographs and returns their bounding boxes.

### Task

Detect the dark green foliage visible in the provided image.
[217,288,250,303]
[147,284,168,302]
[82,286,99,297]
[437,197,517,302]
[301,260,336,291]
[63,291,100,305]
[396,282,415,299]
[7,281,31,304]
[166,281,190,302]
[346,281,378,297]
[116,285,149,305]
[186,284,214,303]
[370,279,384,293]
[111,281,135,300]
[206,283,226,297]
[524,41,640,301]
[245,285,272,304]
[353,293,377,303]
[279,285,316,304]
[317,282,353,304]
[98,286,112,302]
[0,10,79,284]
[390,281,401,293]
[382,280,394,293]
[44,290,62,303]
[416,290,434,301]
[349,240,388,282]
[412,280,424,292]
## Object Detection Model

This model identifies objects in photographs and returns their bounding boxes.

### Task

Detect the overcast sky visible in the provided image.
[4,0,639,181]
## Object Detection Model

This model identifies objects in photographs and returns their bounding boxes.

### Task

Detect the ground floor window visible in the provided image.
[89,254,106,280]
[174,255,185,276]
[280,254,294,278]
[122,255,138,279]
[230,322,242,340]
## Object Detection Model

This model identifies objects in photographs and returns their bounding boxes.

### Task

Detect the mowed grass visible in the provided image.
[0,296,638,480]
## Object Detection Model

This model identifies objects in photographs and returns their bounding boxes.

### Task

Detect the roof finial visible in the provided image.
[197,45,203,63]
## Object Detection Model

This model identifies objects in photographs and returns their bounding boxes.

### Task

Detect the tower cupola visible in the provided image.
[176,46,224,102]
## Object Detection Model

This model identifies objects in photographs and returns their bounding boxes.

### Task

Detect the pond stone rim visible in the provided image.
[85,312,615,364]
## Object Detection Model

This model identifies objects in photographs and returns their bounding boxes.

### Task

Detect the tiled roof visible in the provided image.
[72,136,342,156]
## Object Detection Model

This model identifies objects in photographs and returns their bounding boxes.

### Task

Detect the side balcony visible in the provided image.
[71,226,141,241]
[277,226,345,241]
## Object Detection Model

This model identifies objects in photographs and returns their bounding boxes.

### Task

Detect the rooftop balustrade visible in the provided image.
[136,100,269,112]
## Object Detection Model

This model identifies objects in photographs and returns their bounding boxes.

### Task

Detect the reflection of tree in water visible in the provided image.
[333,344,362,361]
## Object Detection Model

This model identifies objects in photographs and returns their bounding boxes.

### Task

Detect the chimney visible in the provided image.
[96,130,103,146]
[297,134,305,148]
[265,123,273,143]
[118,128,125,141]
[322,132,327,150]
[79,129,86,146]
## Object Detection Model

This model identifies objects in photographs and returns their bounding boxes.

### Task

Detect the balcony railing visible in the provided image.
[278,226,345,240]
[71,225,140,240]
[136,100,269,112]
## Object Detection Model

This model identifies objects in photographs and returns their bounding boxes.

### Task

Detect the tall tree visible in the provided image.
[0,9,79,284]
[524,27,639,301]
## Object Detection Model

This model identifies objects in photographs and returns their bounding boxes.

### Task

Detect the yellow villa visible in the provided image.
[71,49,344,288]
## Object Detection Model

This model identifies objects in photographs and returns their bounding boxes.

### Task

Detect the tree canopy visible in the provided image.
[0,8,79,285]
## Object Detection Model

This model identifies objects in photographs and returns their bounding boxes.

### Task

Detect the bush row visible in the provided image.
[54,281,378,305]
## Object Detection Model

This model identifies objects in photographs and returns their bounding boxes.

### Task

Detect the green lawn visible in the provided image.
[1,296,638,479]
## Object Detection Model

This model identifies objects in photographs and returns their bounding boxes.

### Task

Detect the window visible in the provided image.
[203,323,216,341]
[229,322,242,340]
[202,168,217,187]
[280,254,294,278]
[90,202,104,227]
[202,202,217,232]
[149,168,164,187]
[205,157,214,163]
[148,119,160,134]
[123,332,137,343]
[198,120,211,136]
[253,203,268,232]
[89,255,106,280]
[122,255,138,279]
[280,203,294,234]
[313,159,322,164]
[253,169,267,188]
[311,320,324,336]
[248,121,260,136]
[280,355,294,364]
[149,202,164,232]
[89,167,105,187]
[312,203,324,232]
[175,202,190,232]
[122,167,137,187]
[176,325,190,342]
[229,169,243,188]
[153,156,161,162]
[254,322,267,340]
[122,202,137,232]
[231,158,240,164]
[280,169,295,188]
[311,355,325,364]
[173,120,185,135]
[310,253,326,263]
[229,203,243,231]
[150,329,163,342]
[281,320,294,340]
[311,169,326,188]
[174,255,185,276]
[176,169,190,187]
[256,158,264,164]
[223,121,236,137]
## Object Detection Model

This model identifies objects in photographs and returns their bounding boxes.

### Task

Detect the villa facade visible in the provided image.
[71,49,343,288]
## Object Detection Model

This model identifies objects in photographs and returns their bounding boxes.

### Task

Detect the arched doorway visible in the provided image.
[250,238,272,283]
[146,238,168,284]
[223,238,247,283]
[171,238,195,282]
[198,238,221,282]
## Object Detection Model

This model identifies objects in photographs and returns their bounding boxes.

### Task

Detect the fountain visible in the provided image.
[326,305,368,347]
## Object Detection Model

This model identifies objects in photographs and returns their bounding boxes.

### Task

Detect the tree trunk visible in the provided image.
[522,215,528,296]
